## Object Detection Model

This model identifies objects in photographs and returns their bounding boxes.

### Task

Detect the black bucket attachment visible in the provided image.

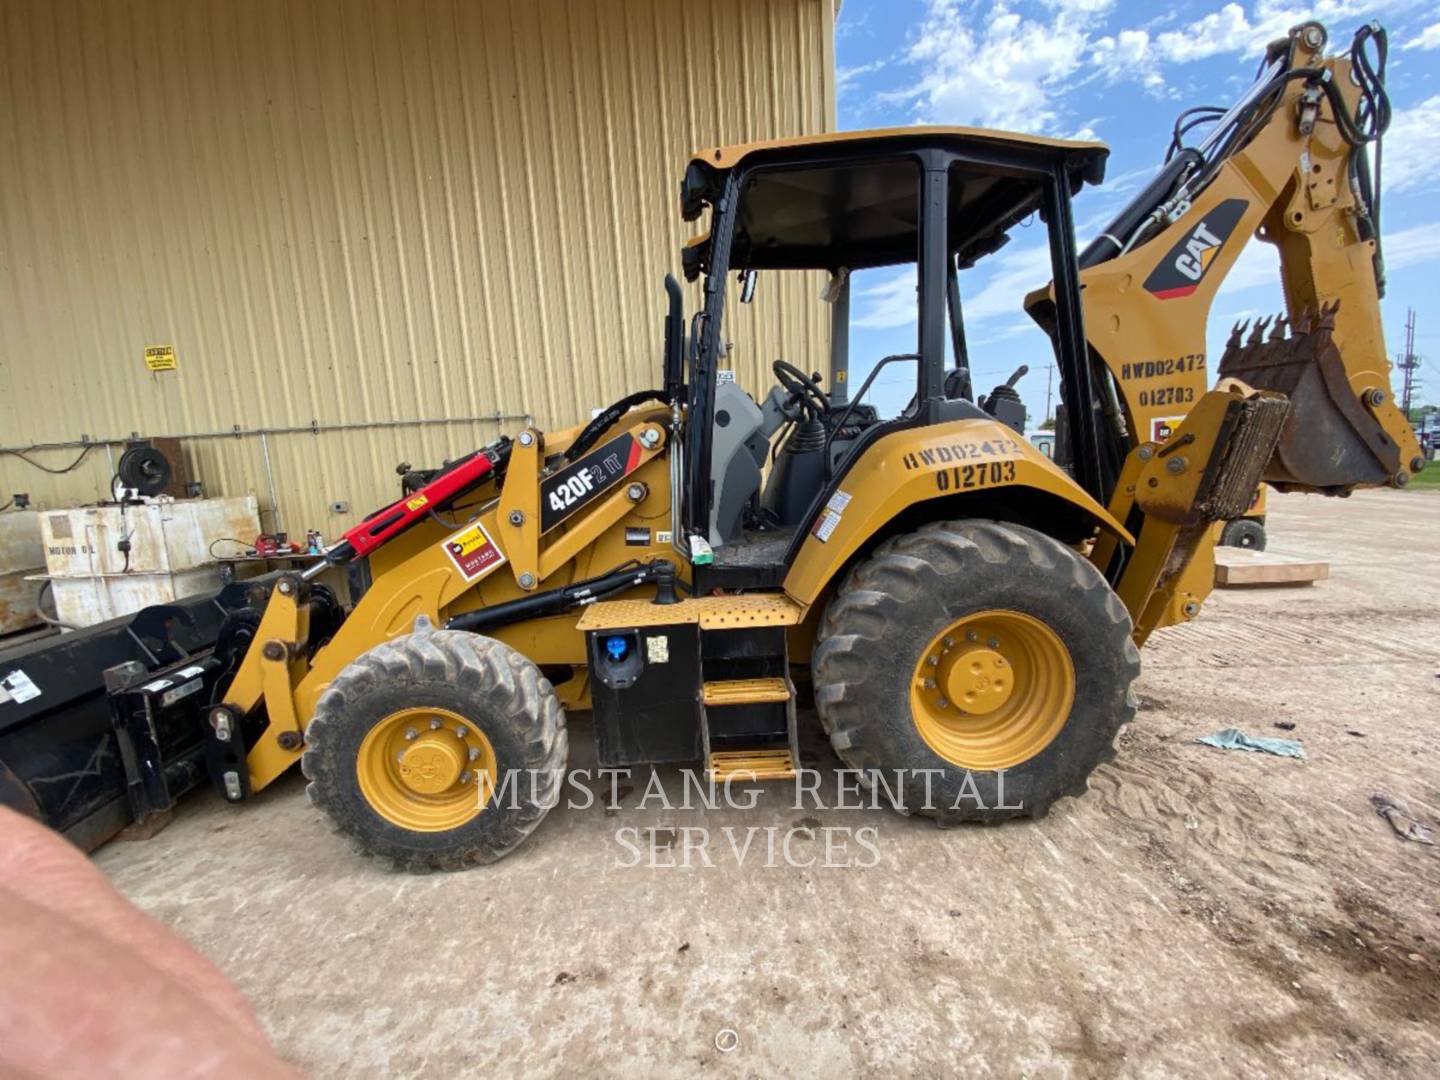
[1216,303,1401,493]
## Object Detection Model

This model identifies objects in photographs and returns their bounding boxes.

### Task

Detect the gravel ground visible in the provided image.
[98,489,1440,1077]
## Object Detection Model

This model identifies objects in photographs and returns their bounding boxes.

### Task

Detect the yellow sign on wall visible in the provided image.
[144,345,177,372]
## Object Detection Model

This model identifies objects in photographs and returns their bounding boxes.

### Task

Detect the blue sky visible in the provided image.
[834,0,1440,418]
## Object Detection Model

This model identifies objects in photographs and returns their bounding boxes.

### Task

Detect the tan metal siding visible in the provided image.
[0,0,835,535]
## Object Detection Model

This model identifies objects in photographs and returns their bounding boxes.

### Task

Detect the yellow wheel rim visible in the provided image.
[356,707,497,832]
[909,610,1075,771]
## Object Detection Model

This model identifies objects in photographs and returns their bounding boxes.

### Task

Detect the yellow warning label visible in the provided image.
[405,494,429,512]
[144,346,177,372]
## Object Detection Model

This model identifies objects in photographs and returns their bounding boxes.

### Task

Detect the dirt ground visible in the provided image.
[98,489,1440,1077]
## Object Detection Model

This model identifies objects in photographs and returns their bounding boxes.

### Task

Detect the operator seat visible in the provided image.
[708,380,773,545]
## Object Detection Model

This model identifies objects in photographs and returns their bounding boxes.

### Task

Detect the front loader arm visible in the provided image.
[208,412,673,799]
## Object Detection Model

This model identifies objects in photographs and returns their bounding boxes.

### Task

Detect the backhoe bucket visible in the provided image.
[1216,304,1404,493]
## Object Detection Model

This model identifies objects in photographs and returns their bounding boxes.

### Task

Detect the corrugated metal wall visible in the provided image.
[0,0,835,536]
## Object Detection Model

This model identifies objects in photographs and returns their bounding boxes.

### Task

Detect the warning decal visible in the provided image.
[144,345,177,372]
[442,522,507,582]
[0,669,42,705]
[1150,415,1185,443]
[809,489,851,543]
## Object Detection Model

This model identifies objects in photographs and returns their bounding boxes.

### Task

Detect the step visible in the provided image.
[707,749,796,782]
[702,677,790,707]
[576,592,805,631]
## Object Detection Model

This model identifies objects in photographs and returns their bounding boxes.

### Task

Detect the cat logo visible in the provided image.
[1142,198,1248,300]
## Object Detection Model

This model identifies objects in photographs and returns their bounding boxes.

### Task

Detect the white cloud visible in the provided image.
[852,269,918,329]
[1382,94,1440,195]
[837,59,887,95]
[961,244,1055,323]
[1217,235,1284,292]
[1381,220,1440,270]
[851,242,1056,330]
[900,0,1115,135]
[1151,2,1254,63]
[890,1,1409,139]
[1207,218,1440,300]
[1401,21,1440,50]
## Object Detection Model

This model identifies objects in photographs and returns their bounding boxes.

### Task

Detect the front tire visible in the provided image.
[813,520,1139,823]
[302,629,567,871]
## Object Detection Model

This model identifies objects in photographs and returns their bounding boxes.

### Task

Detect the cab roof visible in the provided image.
[689,126,1109,174]
[680,126,1109,277]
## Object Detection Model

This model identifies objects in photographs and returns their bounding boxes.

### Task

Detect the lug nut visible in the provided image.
[455,727,467,739]
[966,630,978,642]
[404,727,418,741]
[943,636,954,648]
[923,678,936,690]
[987,637,1000,649]
[459,771,473,785]
[468,747,481,761]
[927,655,939,667]
[430,718,443,730]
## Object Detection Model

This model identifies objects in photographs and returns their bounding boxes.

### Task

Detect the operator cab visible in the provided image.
[673,128,1109,584]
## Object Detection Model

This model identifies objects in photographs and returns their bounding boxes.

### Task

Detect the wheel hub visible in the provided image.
[909,610,1076,771]
[356,707,498,831]
[943,645,1013,715]
[398,735,466,794]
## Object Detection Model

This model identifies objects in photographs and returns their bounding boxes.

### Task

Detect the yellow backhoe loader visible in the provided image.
[205,20,1422,869]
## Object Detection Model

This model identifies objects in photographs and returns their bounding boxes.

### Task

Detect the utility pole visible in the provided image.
[1044,364,1054,424]
[1398,307,1420,419]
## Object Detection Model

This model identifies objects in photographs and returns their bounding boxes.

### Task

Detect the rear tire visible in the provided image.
[302,629,567,871]
[1219,517,1267,550]
[813,520,1139,823]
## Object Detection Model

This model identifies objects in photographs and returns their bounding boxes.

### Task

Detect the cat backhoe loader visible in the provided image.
[203,20,1420,869]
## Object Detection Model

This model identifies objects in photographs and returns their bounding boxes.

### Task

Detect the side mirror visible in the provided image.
[738,269,757,304]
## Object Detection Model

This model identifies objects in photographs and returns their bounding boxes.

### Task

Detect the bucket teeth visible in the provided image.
[1247,317,1271,346]
[1226,320,1247,349]
[1268,315,1289,341]
[1292,305,1313,335]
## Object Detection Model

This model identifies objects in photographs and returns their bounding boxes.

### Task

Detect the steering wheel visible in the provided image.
[772,360,830,419]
